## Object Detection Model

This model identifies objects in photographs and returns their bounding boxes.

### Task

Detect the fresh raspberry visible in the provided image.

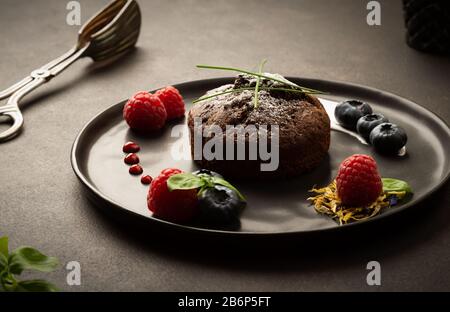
[147,168,199,223]
[336,154,382,206]
[123,91,167,132]
[155,86,185,120]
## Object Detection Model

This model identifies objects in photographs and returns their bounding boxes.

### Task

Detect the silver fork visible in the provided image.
[0,0,141,142]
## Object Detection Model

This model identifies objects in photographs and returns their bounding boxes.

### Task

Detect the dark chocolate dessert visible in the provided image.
[188,75,330,179]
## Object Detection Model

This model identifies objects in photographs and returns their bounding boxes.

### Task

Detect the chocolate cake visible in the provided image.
[188,75,330,179]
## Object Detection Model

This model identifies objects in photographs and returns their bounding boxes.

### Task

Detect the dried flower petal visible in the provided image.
[307,180,405,225]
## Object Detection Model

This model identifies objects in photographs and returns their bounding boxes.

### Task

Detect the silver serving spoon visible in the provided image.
[0,0,141,142]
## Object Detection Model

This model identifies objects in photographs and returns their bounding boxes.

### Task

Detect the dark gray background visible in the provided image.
[1,0,449,291]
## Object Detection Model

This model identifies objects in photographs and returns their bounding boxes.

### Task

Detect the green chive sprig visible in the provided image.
[196,63,325,94]
[253,59,267,108]
[194,62,326,106]
[192,86,307,104]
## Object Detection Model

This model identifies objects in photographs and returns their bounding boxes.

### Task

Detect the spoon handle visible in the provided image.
[49,45,89,76]
[0,46,85,142]
[0,47,78,101]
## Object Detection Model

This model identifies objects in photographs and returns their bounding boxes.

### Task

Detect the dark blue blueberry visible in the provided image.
[335,100,373,130]
[356,113,389,143]
[197,185,246,230]
[370,123,407,155]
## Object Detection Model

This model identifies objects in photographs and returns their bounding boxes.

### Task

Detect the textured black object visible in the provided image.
[403,0,450,53]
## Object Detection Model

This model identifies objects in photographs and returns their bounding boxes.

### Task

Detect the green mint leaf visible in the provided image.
[382,178,413,194]
[167,173,205,191]
[0,236,8,258]
[197,185,208,197]
[197,175,217,188]
[1,272,17,291]
[0,253,7,273]
[211,177,246,201]
[16,280,58,292]
[0,237,8,273]
[8,247,59,275]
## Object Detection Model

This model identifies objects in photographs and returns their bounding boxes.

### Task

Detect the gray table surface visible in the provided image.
[1,0,449,292]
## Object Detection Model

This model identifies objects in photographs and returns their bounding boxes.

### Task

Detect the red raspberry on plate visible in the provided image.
[155,86,185,120]
[336,154,382,206]
[123,91,167,132]
[147,168,199,223]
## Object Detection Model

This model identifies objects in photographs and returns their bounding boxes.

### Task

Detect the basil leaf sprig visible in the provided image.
[382,178,413,194]
[382,178,413,207]
[0,236,59,292]
[167,172,245,201]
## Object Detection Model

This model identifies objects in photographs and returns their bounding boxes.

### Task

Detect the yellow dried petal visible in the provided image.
[307,179,402,225]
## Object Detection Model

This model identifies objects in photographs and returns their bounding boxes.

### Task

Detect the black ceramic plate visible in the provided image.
[71,78,450,237]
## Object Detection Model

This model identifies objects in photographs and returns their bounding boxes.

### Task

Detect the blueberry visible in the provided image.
[356,113,389,142]
[334,100,373,130]
[193,169,223,179]
[197,185,246,229]
[370,123,407,155]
